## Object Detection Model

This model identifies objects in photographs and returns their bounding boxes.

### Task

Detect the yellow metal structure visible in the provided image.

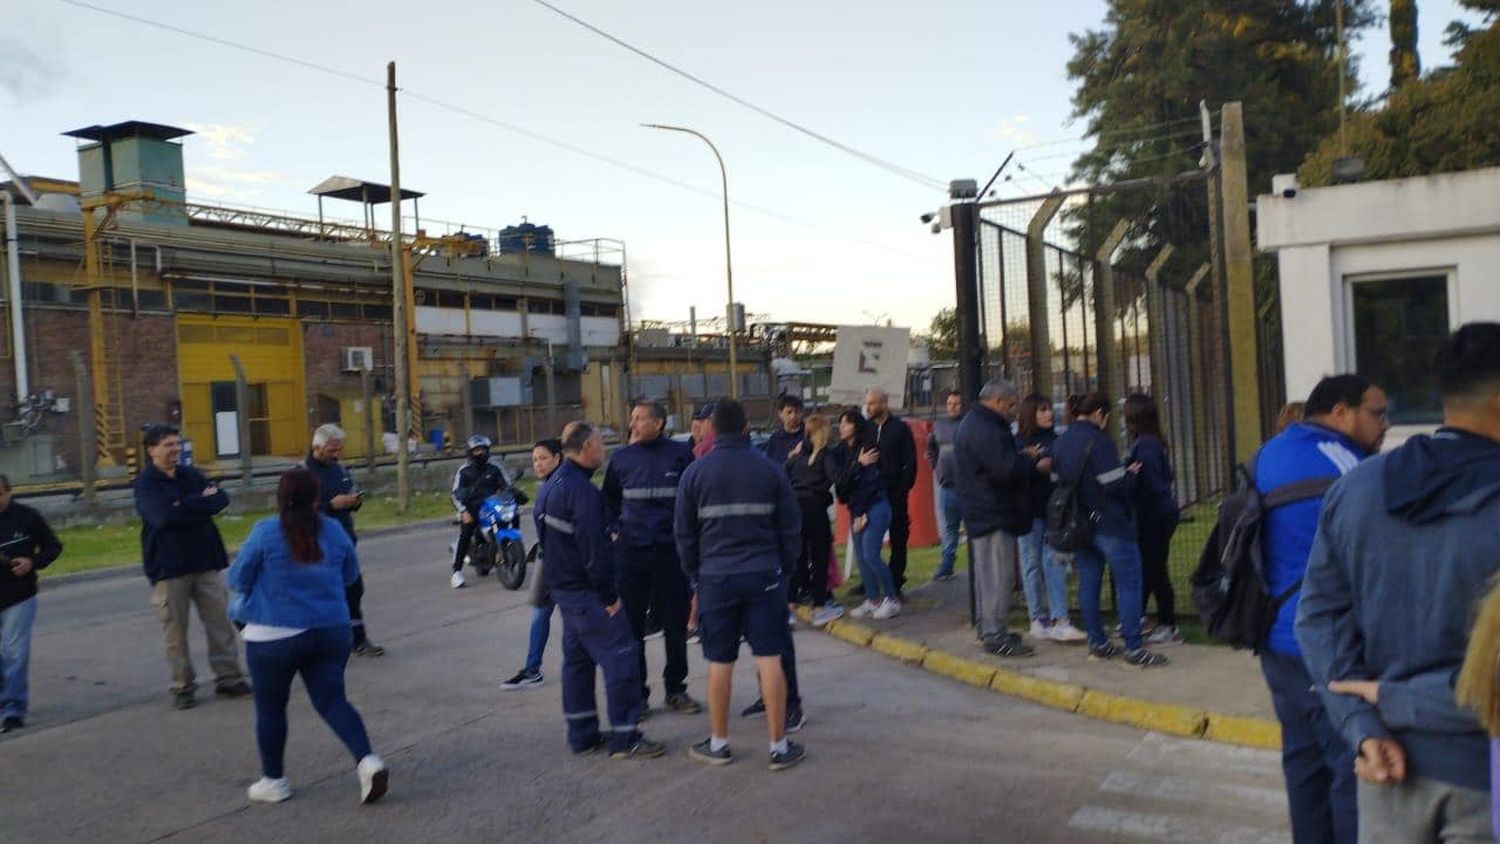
[176,315,308,459]
[81,190,153,466]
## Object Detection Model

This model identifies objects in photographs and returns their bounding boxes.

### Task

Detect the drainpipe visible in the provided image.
[2,191,29,402]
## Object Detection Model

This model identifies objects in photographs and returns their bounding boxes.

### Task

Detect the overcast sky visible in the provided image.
[2,0,1477,332]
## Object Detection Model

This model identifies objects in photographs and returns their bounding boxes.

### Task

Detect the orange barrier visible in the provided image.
[834,418,940,548]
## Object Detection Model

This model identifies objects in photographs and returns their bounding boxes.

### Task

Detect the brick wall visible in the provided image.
[302,321,392,429]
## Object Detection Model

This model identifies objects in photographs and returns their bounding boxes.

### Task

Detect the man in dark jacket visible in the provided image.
[134,423,249,710]
[602,401,700,715]
[926,390,965,581]
[305,423,382,657]
[537,421,663,760]
[449,434,521,589]
[762,394,807,465]
[953,379,1046,658]
[677,399,806,771]
[1298,323,1500,841]
[0,474,62,732]
[864,388,917,595]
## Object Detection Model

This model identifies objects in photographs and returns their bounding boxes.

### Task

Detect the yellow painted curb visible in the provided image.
[792,606,815,624]
[990,668,1086,713]
[1204,713,1282,750]
[921,650,997,689]
[870,633,930,663]
[1077,689,1208,738]
[825,619,875,648]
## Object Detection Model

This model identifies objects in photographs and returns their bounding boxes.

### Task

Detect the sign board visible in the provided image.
[828,325,911,409]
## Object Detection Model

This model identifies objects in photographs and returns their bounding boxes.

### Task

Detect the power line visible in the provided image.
[1018,127,1202,162]
[527,0,947,191]
[53,0,923,257]
[1011,116,1202,152]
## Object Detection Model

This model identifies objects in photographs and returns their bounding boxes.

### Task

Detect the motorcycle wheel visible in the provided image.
[471,542,495,577]
[497,540,527,590]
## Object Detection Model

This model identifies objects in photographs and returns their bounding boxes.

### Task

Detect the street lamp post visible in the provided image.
[642,123,739,399]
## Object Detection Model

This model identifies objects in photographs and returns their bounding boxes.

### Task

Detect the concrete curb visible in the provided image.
[795,606,1282,750]
[40,517,452,591]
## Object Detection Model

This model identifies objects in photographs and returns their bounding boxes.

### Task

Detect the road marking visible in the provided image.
[1099,770,1288,812]
[1067,806,1290,844]
[1127,731,1283,778]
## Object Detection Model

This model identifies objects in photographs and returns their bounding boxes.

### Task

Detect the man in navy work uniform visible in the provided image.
[677,399,807,771]
[304,423,383,657]
[602,401,701,715]
[1254,374,1387,844]
[536,421,664,760]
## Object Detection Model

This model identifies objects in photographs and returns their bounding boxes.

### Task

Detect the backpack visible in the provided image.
[1189,449,1335,650]
[1045,438,1099,553]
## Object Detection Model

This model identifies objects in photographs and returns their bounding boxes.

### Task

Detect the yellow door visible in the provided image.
[176,315,308,458]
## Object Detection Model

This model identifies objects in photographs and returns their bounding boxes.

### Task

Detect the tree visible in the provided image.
[1301,2,1500,185]
[1390,0,1421,88]
[925,307,958,361]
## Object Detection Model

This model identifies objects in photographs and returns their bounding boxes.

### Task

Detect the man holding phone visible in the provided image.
[306,424,383,657]
[0,474,62,732]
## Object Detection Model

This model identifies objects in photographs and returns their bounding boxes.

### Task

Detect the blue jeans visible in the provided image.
[245,626,373,779]
[935,486,963,578]
[1076,532,1144,651]
[1260,649,1358,844]
[1018,518,1070,622]
[854,498,898,601]
[0,597,38,720]
[525,603,554,674]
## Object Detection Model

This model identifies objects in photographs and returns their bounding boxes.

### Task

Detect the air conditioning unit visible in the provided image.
[341,347,374,372]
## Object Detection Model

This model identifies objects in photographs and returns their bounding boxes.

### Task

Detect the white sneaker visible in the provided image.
[357,754,389,804]
[811,604,845,627]
[1029,619,1053,640]
[450,571,466,590]
[848,600,879,619]
[872,598,902,620]
[1050,619,1088,643]
[788,611,798,628]
[248,776,292,804]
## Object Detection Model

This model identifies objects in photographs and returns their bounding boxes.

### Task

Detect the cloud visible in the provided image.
[186,166,293,203]
[0,36,63,102]
[989,114,1042,147]
[185,123,257,161]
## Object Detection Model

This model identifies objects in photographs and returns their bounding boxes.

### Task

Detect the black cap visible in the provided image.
[692,402,716,421]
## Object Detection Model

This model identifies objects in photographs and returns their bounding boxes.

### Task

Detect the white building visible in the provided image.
[1258,166,1500,437]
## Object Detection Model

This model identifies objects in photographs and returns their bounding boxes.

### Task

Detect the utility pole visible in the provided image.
[951,200,982,402]
[387,61,410,514]
[1220,102,1262,463]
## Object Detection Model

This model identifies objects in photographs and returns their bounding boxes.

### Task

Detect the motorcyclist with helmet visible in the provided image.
[450,435,526,589]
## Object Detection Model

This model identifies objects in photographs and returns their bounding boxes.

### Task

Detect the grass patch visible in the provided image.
[41,478,540,580]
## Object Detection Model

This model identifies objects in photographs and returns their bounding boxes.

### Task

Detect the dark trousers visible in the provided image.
[345,576,368,646]
[616,543,690,701]
[246,626,373,779]
[453,518,479,572]
[1137,516,1178,626]
[885,485,911,593]
[791,498,833,605]
[554,589,643,753]
[1260,650,1358,844]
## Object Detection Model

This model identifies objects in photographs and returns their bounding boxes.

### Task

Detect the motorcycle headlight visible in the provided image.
[499,504,517,520]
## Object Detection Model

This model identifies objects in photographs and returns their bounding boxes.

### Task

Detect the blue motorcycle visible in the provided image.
[467,489,529,590]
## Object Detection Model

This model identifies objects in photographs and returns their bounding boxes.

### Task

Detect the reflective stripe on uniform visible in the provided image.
[543,515,576,534]
[621,487,678,500]
[609,724,639,733]
[565,709,599,721]
[1096,467,1126,485]
[698,502,776,519]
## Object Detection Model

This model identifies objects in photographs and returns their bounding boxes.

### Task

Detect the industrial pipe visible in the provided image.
[2,191,29,402]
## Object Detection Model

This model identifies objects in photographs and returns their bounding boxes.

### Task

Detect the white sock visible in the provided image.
[710,735,729,752]
[771,738,789,755]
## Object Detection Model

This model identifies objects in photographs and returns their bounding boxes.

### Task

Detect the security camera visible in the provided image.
[920,212,937,224]
[1272,173,1299,199]
[930,222,942,234]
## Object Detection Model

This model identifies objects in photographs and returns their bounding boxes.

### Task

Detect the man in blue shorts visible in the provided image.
[675,399,806,771]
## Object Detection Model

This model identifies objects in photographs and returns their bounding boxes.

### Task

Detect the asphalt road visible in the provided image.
[1,521,1292,844]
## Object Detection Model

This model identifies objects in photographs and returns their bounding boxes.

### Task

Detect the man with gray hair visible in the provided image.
[952,379,1050,657]
[305,423,382,657]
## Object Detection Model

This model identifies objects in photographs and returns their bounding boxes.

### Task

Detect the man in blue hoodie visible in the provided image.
[1256,374,1388,843]
[1298,322,1500,842]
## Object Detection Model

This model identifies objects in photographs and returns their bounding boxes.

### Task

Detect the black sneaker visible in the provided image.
[982,633,1035,658]
[666,692,703,715]
[741,699,767,718]
[353,640,387,657]
[500,669,544,690]
[610,735,666,760]
[215,680,252,698]
[0,716,23,732]
[769,741,806,771]
[688,737,734,766]
[173,690,197,710]
[932,572,957,582]
[1123,648,1171,669]
[1088,642,1122,662]
[786,707,806,734]
[572,735,606,756]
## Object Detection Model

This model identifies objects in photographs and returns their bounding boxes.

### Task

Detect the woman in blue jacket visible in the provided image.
[229,467,389,806]
[1015,394,1085,643]
[832,409,899,619]
[1123,394,1183,646]
[1050,393,1169,668]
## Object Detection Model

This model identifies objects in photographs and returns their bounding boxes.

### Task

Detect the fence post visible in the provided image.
[951,200,983,403]
[360,366,377,478]
[1093,219,1131,436]
[1025,194,1066,398]
[1143,244,1177,452]
[1183,264,1211,504]
[229,354,253,488]
[1220,101,1262,463]
[69,351,97,507]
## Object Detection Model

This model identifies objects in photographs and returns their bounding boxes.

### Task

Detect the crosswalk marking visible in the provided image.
[1099,770,1288,812]
[1068,806,1291,844]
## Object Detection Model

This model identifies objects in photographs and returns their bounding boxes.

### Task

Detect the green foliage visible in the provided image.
[1390,0,1421,88]
[925,307,958,361]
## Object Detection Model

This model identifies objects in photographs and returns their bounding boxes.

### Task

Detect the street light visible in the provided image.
[642,123,739,399]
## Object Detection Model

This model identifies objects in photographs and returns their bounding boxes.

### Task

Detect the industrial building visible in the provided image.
[0,120,628,485]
